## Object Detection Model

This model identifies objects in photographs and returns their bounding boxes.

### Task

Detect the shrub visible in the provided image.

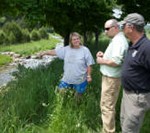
[21,29,30,43]
[30,29,40,41]
[8,31,16,44]
[3,21,23,43]
[39,27,49,39]
[0,30,7,45]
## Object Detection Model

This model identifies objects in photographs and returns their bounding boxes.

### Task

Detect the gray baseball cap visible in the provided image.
[120,13,145,27]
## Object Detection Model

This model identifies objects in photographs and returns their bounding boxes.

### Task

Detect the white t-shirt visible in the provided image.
[55,45,95,84]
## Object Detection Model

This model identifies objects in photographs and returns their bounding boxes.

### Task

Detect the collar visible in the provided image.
[129,34,146,49]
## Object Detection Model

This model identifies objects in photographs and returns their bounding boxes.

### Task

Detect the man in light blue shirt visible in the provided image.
[96,19,128,133]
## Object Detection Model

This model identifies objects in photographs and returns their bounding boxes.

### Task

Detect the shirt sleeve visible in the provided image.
[84,47,95,66]
[55,47,66,60]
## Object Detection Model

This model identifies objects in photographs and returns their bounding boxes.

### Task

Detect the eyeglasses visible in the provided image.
[104,26,114,31]
[120,23,133,30]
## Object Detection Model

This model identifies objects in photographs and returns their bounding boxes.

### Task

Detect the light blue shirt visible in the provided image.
[56,45,95,84]
[100,32,128,78]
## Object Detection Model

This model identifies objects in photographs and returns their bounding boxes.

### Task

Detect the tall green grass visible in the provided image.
[0,54,12,66]
[0,34,60,56]
[0,59,63,133]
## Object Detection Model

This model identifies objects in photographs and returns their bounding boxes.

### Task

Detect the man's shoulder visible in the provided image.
[113,32,128,44]
[142,37,150,49]
[115,32,126,38]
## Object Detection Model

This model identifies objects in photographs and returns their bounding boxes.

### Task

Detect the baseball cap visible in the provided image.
[119,13,145,27]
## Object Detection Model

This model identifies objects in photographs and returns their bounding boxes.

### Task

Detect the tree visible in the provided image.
[117,0,150,23]
[0,0,14,16]
[0,0,46,27]
[45,0,115,45]
[0,0,116,45]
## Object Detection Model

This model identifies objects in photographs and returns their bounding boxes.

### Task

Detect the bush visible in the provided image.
[21,29,30,43]
[0,30,7,45]
[30,29,40,41]
[3,21,23,43]
[39,27,49,39]
[8,31,16,44]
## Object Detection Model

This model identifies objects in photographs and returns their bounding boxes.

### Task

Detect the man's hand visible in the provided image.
[96,57,104,64]
[96,51,104,58]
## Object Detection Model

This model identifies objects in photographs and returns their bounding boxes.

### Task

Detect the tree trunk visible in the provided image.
[95,30,99,48]
[83,31,87,46]
[64,32,70,46]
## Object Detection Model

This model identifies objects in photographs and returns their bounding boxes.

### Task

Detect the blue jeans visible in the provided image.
[58,80,88,94]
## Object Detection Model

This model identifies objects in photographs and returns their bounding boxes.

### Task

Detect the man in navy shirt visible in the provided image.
[120,13,150,133]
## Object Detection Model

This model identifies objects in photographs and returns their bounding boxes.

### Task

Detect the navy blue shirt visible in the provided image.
[121,35,150,92]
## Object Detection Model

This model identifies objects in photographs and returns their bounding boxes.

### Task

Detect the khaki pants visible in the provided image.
[120,90,150,133]
[100,76,121,133]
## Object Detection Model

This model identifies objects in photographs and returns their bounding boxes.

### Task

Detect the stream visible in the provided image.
[0,36,63,88]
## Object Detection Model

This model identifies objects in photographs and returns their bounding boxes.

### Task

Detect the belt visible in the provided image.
[102,75,120,79]
[125,89,150,94]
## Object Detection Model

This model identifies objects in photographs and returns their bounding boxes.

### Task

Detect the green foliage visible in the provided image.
[46,0,115,36]
[145,28,150,39]
[141,111,150,133]
[3,21,23,43]
[30,29,40,41]
[0,30,7,45]
[0,0,46,27]
[0,0,117,45]
[0,35,60,56]
[39,27,49,39]
[21,28,30,43]
[87,32,110,56]
[0,19,50,45]
[0,54,12,66]
[0,59,63,133]
[8,31,16,44]
[0,1,15,16]
[117,0,150,21]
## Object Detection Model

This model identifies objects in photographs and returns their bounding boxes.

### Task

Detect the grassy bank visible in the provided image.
[1,58,149,133]
[0,34,60,66]
[0,58,102,133]
[0,54,12,66]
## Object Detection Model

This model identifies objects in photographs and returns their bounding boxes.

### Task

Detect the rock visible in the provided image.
[31,55,37,59]
[13,54,21,58]
[25,55,31,59]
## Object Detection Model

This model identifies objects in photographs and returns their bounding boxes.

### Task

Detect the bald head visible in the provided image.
[105,19,118,27]
[104,19,120,38]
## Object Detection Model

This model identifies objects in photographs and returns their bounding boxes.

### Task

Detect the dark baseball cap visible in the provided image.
[119,13,145,27]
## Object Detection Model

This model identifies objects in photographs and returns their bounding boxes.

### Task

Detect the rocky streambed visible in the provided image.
[0,39,63,88]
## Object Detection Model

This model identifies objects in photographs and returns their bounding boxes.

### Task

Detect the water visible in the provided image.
[0,37,63,88]
[0,65,17,88]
